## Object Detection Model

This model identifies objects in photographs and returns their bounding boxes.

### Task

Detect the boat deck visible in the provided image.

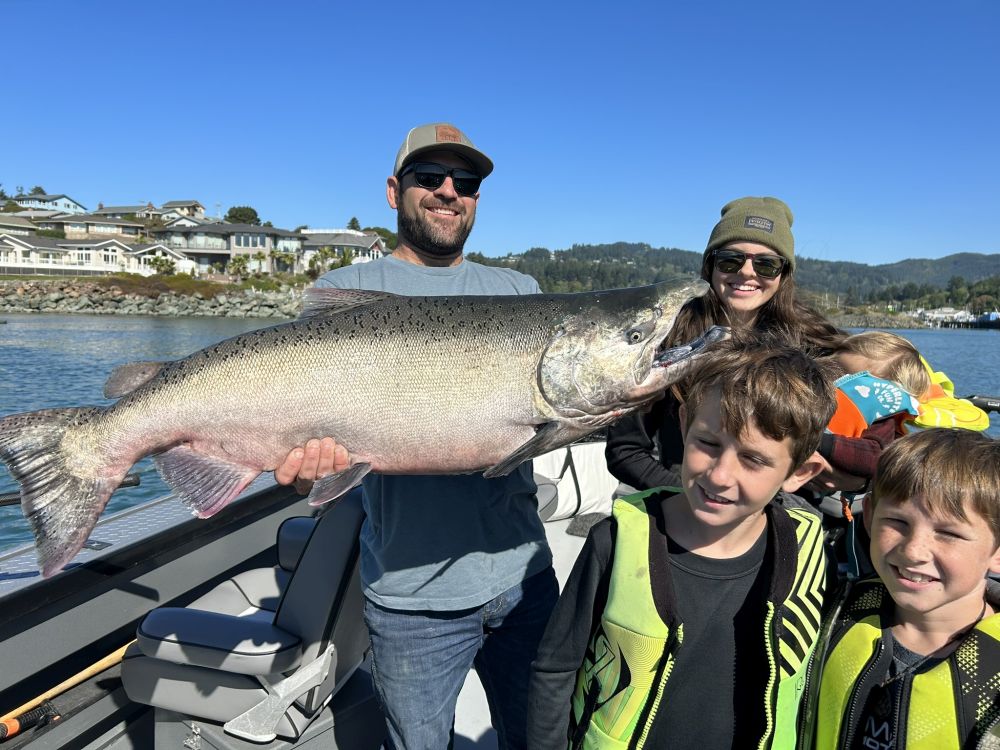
[0,479,597,749]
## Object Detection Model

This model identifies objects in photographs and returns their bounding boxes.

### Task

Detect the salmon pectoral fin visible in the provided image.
[154,446,261,518]
[306,463,373,506]
[483,422,586,479]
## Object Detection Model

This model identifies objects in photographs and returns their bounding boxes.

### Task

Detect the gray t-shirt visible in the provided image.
[315,254,553,610]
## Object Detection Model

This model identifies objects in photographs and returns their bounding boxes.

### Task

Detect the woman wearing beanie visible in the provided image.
[605,196,845,490]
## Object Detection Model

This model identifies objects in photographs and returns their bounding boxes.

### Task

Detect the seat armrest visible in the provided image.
[137,607,303,676]
[277,517,316,571]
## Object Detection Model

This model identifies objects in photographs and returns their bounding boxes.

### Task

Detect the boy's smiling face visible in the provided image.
[677,394,821,540]
[867,493,1000,624]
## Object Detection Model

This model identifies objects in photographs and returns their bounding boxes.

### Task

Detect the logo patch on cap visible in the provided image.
[744,216,774,233]
[435,125,463,144]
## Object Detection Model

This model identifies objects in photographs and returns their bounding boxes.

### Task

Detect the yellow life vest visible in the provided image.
[811,579,1000,750]
[910,356,991,431]
[569,491,826,750]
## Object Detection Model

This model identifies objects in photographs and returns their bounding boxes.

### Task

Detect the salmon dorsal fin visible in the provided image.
[104,361,166,398]
[299,288,397,319]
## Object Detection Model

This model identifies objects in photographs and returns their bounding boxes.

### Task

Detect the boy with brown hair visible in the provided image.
[528,339,837,749]
[808,428,1000,749]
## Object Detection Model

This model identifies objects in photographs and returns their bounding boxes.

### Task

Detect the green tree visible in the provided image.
[3,200,21,212]
[347,217,362,231]
[947,276,969,306]
[269,249,296,273]
[225,206,262,225]
[0,184,7,201]
[337,248,355,268]
[29,185,46,195]
[148,255,176,275]
[227,254,250,278]
[252,251,268,273]
[306,246,338,279]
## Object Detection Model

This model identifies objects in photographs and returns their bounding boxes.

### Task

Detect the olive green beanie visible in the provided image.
[705,196,795,271]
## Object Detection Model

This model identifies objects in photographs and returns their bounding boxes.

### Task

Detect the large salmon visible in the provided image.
[0,279,722,576]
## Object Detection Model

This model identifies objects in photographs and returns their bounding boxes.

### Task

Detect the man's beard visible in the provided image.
[398,205,475,258]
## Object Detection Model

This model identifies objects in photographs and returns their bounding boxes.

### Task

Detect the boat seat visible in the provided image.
[183,515,315,621]
[122,488,375,743]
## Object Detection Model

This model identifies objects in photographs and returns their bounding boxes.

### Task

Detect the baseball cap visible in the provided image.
[393,123,494,178]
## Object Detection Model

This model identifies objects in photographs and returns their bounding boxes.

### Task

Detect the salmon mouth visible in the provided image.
[652,326,729,368]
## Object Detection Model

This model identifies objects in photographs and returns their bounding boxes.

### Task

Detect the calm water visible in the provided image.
[0,313,274,552]
[1,317,998,552]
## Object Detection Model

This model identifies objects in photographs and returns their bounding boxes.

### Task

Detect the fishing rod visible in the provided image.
[0,473,141,508]
[967,395,1000,414]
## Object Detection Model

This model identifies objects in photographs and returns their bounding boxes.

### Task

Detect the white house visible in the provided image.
[13,194,88,214]
[300,229,387,268]
[0,235,190,276]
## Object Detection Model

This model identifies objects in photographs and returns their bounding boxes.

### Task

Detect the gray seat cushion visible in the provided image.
[137,606,302,676]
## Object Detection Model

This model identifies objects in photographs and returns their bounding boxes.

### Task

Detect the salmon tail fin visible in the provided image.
[0,407,123,578]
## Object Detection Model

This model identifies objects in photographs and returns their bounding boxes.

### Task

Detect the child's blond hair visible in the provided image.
[836,331,930,398]
[683,336,838,471]
[872,428,1000,546]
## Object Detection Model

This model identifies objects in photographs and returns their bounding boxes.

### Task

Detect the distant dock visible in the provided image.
[939,319,1000,330]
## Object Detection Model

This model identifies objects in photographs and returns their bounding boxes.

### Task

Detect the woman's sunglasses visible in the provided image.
[398,162,482,197]
[713,249,786,279]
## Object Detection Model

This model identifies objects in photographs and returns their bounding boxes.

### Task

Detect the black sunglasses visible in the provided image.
[398,162,482,197]
[713,249,786,279]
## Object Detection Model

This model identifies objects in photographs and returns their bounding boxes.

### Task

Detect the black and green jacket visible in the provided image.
[527,488,828,750]
[805,577,1000,750]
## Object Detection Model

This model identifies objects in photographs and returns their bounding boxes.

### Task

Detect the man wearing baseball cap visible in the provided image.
[276,123,557,749]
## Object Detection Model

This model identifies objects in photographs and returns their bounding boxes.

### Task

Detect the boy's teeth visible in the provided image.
[900,570,932,583]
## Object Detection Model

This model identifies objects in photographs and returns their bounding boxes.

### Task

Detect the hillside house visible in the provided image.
[300,229,386,268]
[149,222,304,274]
[13,193,88,214]
[33,214,145,241]
[0,234,188,276]
[160,200,205,219]
[0,215,37,236]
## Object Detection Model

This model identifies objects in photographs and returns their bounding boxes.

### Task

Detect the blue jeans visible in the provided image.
[364,566,559,750]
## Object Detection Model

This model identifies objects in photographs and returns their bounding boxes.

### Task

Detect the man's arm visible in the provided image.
[812,417,898,492]
[528,519,614,750]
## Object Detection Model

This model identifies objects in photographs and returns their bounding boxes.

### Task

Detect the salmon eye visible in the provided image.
[626,319,656,345]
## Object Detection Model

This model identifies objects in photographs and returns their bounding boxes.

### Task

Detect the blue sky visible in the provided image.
[5,0,998,265]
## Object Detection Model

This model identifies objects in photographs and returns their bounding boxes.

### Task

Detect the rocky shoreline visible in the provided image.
[0,280,302,319]
[826,312,928,330]
[0,279,929,328]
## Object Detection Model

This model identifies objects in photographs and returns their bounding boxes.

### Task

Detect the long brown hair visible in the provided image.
[665,250,845,356]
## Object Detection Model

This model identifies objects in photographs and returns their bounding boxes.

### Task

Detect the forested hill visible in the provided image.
[467,244,1000,299]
